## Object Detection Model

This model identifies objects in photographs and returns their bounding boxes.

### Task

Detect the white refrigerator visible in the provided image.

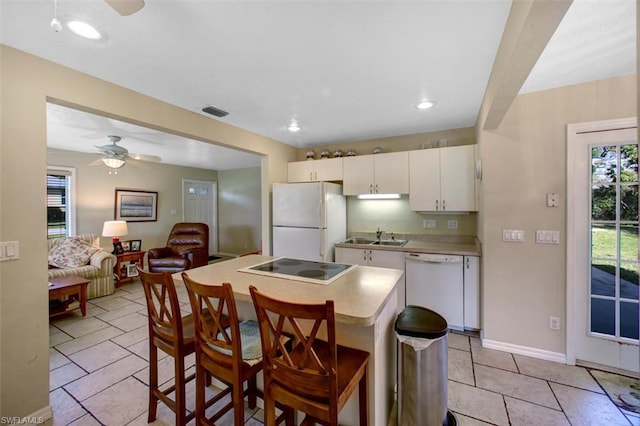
[272,182,346,262]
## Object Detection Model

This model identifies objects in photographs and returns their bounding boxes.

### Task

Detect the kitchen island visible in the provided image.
[173,254,403,426]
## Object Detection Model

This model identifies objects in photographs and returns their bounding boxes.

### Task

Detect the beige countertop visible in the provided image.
[335,235,481,256]
[173,254,403,327]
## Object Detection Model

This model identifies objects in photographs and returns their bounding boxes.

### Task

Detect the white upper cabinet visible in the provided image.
[288,158,343,182]
[343,152,409,195]
[409,145,476,212]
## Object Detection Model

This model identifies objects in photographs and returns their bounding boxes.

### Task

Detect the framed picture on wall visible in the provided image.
[115,189,158,222]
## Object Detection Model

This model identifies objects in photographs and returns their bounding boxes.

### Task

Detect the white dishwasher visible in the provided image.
[405,253,464,330]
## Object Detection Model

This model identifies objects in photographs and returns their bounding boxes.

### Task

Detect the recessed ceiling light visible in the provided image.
[66,19,103,40]
[416,100,436,110]
[288,121,301,132]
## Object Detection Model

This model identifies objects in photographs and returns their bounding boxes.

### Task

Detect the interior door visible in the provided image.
[567,119,638,372]
[183,180,217,255]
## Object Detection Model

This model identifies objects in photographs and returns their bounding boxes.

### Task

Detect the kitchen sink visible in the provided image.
[373,240,407,247]
[343,237,378,245]
[341,237,407,247]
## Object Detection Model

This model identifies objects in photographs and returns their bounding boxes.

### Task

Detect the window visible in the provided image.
[590,143,639,341]
[47,167,76,239]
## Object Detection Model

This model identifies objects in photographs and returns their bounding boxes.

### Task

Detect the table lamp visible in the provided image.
[102,220,128,253]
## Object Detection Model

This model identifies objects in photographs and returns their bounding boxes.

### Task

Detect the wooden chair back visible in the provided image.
[138,267,186,355]
[251,285,351,424]
[182,276,241,372]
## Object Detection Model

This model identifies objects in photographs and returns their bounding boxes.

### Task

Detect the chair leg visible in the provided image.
[232,377,245,426]
[264,394,277,426]
[358,372,368,426]
[194,363,206,426]
[148,344,158,422]
[174,356,187,426]
[247,375,258,408]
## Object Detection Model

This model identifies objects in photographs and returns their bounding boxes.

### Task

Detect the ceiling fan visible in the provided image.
[95,135,161,173]
[105,0,145,16]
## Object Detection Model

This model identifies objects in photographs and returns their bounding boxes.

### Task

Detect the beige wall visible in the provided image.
[478,74,636,354]
[0,45,296,418]
[47,148,219,254]
[347,196,477,237]
[217,167,262,254]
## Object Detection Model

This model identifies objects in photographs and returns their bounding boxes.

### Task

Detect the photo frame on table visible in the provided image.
[115,189,158,222]
[121,241,131,252]
[130,240,142,252]
[114,241,124,255]
[126,263,139,277]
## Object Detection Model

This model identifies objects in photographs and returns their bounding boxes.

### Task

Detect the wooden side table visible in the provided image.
[49,276,90,318]
[115,251,146,287]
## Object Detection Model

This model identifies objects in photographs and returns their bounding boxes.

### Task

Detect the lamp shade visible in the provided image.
[102,220,128,238]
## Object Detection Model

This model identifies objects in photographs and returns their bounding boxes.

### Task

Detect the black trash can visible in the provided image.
[395,305,457,426]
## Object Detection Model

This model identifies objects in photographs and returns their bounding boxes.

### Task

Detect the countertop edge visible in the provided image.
[335,241,481,256]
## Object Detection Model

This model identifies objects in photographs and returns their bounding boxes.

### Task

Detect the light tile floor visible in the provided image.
[45,280,640,425]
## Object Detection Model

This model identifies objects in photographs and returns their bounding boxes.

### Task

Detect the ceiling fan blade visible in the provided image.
[128,153,161,162]
[105,0,145,16]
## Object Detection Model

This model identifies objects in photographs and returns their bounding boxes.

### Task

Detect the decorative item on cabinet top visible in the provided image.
[320,149,330,159]
[373,147,383,154]
[306,150,315,160]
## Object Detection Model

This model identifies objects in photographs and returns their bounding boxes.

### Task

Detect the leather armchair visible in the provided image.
[148,223,209,273]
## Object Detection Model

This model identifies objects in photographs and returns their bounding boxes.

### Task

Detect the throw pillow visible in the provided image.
[48,238,100,268]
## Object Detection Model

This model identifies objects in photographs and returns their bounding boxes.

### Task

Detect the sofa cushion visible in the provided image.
[48,238,100,268]
[48,265,100,280]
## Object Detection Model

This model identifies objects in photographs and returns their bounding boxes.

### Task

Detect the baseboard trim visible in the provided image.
[482,338,567,364]
[23,405,53,423]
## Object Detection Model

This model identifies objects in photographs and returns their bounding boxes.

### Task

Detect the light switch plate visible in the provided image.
[502,229,524,242]
[0,241,19,261]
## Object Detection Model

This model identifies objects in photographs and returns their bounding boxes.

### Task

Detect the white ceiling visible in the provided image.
[0,0,636,170]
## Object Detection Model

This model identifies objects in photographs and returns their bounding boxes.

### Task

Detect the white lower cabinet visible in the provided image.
[463,256,480,330]
[336,247,406,312]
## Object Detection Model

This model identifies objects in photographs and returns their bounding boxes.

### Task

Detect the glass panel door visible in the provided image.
[590,143,639,342]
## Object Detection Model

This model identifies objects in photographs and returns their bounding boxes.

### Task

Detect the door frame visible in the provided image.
[566,116,638,367]
[182,179,218,255]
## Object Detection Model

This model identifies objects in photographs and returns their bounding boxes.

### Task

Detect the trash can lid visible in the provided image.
[395,305,448,339]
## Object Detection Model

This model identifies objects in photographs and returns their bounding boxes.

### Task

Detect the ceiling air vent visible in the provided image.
[202,105,229,117]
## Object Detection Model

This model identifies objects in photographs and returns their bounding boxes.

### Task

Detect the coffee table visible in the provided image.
[49,276,90,318]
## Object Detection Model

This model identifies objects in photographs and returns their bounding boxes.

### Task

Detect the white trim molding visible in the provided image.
[482,338,567,364]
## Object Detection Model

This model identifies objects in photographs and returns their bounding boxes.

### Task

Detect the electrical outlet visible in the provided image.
[448,220,458,229]
[549,316,560,330]
[423,219,437,229]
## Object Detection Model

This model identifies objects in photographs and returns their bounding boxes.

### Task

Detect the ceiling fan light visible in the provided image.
[102,157,125,169]
[416,100,436,110]
[66,19,102,40]
[288,121,301,132]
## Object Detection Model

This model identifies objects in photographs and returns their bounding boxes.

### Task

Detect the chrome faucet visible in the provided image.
[376,227,384,241]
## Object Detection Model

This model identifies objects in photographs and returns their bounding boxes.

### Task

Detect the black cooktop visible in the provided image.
[240,257,355,285]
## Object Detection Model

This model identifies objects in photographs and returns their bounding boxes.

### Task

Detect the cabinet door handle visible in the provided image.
[435,199,439,211]
[369,184,373,194]
[314,172,317,180]
[363,250,367,262]
[375,184,379,194]
[309,172,313,181]
[442,199,446,210]
[466,257,469,269]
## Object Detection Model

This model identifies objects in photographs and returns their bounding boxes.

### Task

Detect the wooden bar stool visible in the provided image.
[138,267,201,425]
[138,268,218,424]
[250,285,370,426]
[182,273,292,426]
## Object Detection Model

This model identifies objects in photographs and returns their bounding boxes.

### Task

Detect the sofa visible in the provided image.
[48,234,117,299]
